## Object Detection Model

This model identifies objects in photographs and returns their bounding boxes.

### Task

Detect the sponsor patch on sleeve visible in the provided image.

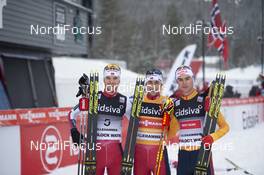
[175,100,181,106]
[119,97,125,103]
[197,96,203,103]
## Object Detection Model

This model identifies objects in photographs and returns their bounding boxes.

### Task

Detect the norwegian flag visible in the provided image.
[208,0,229,67]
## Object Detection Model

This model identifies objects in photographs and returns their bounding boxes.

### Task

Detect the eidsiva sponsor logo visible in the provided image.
[140,106,162,116]
[98,104,122,114]
[175,105,203,116]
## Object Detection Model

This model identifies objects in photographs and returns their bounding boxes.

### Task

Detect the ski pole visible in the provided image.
[225,158,254,175]
[77,112,83,175]
[154,111,170,175]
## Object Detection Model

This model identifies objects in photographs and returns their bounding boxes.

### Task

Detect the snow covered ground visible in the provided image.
[196,64,262,97]
[49,124,264,175]
[212,123,264,175]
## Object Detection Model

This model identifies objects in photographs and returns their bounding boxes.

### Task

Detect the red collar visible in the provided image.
[103,90,117,98]
[146,93,160,100]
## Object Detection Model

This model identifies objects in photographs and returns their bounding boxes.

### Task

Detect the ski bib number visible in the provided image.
[178,118,204,147]
[104,118,111,126]
[97,115,122,141]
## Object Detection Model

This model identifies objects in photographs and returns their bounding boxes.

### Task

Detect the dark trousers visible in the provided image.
[177,150,214,175]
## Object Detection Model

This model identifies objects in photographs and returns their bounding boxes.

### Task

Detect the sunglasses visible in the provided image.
[146,69,162,76]
[104,64,121,71]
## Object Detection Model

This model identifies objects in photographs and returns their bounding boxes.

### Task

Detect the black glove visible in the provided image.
[79,73,89,86]
[71,127,84,145]
[76,74,89,97]
[76,86,85,97]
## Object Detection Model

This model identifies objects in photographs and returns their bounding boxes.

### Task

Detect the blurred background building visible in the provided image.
[0,0,93,109]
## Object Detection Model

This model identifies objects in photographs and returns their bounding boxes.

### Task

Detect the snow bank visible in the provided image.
[53,57,140,107]
[196,65,262,97]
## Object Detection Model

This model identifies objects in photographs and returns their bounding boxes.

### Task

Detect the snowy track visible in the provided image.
[49,124,264,175]
[212,124,264,175]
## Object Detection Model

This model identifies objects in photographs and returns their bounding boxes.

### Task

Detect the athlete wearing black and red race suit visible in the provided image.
[68,64,128,175]
[132,69,178,175]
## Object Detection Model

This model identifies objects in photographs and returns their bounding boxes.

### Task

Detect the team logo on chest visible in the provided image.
[140,102,162,117]
[175,105,203,116]
[98,104,121,114]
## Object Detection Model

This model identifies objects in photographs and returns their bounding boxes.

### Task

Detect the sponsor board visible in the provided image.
[21,123,78,174]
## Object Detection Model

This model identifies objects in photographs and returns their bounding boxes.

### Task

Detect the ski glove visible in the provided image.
[202,135,214,149]
[69,119,77,128]
[161,98,174,114]
[76,74,89,97]
[78,73,89,86]
[71,127,84,145]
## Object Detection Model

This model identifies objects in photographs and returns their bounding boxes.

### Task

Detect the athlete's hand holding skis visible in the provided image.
[70,74,89,145]
[68,64,128,175]
[121,69,178,175]
[170,65,229,175]
[154,97,174,175]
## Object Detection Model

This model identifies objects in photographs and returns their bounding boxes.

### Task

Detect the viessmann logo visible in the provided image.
[175,105,203,116]
[40,125,63,173]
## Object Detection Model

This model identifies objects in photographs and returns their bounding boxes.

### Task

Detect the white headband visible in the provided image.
[103,69,121,78]
[175,67,193,79]
[146,74,163,83]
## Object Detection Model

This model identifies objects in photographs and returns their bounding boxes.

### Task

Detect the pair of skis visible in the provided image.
[194,73,226,175]
[77,72,99,175]
[121,78,145,175]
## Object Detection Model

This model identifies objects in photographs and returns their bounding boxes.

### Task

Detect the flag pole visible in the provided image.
[261,0,264,74]
[202,20,206,85]
[219,51,224,70]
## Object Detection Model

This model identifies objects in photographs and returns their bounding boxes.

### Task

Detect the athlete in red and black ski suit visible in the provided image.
[128,69,178,175]
[68,64,129,175]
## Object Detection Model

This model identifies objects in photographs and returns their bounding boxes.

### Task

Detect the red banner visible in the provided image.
[222,96,264,106]
[0,107,71,127]
[21,122,78,175]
